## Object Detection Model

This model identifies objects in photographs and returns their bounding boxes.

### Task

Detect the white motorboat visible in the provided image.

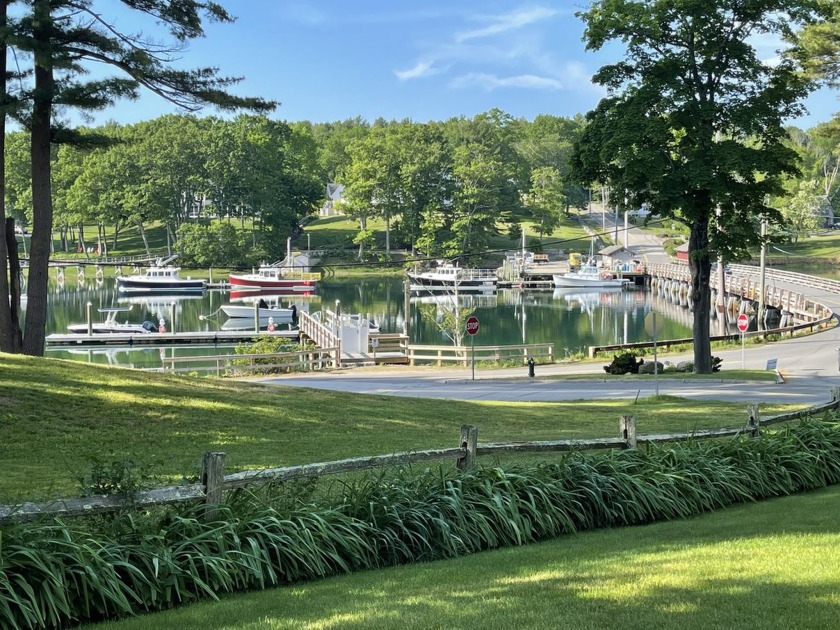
[67,307,157,334]
[552,266,631,289]
[553,240,630,289]
[407,261,497,292]
[116,263,206,294]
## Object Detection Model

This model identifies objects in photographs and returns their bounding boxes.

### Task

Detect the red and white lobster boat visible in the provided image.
[228,239,320,291]
[228,265,319,291]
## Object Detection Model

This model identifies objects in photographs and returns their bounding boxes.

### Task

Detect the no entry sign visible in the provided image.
[466,316,480,336]
[737,313,749,333]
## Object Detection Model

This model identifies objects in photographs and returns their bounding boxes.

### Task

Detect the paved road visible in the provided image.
[252,214,840,407]
[253,314,840,406]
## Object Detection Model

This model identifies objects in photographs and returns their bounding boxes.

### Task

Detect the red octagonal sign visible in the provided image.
[465,316,480,336]
[736,313,749,333]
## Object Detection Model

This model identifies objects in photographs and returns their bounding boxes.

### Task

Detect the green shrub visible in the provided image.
[604,352,643,374]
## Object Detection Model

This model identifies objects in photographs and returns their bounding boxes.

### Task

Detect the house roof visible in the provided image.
[675,241,690,252]
[599,244,636,256]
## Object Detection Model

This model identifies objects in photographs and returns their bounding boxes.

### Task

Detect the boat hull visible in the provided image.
[67,323,153,334]
[220,305,294,321]
[116,279,206,294]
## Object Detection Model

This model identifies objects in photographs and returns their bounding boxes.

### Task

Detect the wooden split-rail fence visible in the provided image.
[2,388,838,524]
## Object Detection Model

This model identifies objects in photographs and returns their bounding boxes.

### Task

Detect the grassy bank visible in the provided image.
[0,354,801,502]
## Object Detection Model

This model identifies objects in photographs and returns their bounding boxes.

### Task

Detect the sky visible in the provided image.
[84,1,839,129]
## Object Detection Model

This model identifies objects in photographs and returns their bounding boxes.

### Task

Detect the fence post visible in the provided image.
[201,452,226,520]
[458,425,478,471]
[746,403,760,438]
[620,415,637,449]
[832,387,840,408]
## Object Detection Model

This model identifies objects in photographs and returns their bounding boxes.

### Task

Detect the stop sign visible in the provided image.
[737,313,749,332]
[465,316,480,336]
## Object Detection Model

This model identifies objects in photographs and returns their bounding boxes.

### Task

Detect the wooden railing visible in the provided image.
[161,348,340,375]
[407,343,554,366]
[298,310,341,366]
[3,389,837,523]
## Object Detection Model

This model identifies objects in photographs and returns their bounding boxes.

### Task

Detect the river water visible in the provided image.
[38,275,753,369]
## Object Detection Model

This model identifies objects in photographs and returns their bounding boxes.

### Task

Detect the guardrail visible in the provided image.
[3,388,837,523]
[589,316,833,358]
[729,263,840,295]
[407,343,554,366]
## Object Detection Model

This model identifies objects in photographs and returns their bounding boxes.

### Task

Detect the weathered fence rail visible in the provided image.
[2,388,838,523]
[161,347,340,375]
[407,343,554,366]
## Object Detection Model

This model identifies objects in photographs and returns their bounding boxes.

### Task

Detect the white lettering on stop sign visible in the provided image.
[466,316,480,336]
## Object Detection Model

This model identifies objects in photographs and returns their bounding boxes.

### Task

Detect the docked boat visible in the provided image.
[552,266,630,289]
[228,264,320,291]
[553,241,630,289]
[67,307,158,334]
[116,264,206,294]
[220,302,297,324]
[407,261,498,292]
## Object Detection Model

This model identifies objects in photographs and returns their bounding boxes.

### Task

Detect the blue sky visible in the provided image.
[87,1,839,129]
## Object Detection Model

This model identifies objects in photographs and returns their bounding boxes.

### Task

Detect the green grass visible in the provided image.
[0,354,803,502]
[84,483,840,630]
[542,369,778,382]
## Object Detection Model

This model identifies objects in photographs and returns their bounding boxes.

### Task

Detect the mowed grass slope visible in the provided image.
[86,484,840,630]
[0,353,802,501]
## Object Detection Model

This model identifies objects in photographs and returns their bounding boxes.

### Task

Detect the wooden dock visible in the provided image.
[45,329,299,348]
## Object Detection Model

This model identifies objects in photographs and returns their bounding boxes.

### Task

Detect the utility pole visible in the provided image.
[758,216,767,328]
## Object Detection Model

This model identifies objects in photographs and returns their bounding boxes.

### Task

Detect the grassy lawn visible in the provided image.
[85,483,840,629]
[764,230,840,261]
[0,354,803,502]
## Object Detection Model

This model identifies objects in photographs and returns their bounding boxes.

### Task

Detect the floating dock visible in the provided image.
[46,329,299,348]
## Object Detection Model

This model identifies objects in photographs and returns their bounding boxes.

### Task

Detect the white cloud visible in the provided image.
[450,72,563,91]
[395,60,443,81]
[277,3,327,26]
[393,4,574,93]
[455,6,558,43]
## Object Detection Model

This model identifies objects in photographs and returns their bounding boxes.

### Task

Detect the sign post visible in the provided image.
[466,316,480,381]
[737,313,749,369]
[644,311,661,396]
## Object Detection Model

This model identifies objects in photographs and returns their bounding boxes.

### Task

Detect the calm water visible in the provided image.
[37,275,721,369]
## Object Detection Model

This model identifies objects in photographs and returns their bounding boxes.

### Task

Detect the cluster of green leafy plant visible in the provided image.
[230,336,305,375]
[76,457,162,499]
[3,418,840,628]
[604,352,644,374]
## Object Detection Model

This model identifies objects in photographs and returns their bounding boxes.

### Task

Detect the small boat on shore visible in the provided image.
[116,263,206,294]
[407,261,498,293]
[67,307,158,334]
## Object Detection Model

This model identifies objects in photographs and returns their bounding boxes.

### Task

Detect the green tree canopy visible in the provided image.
[571,0,828,373]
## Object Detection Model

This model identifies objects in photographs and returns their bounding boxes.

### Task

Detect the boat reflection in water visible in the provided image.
[552,287,628,313]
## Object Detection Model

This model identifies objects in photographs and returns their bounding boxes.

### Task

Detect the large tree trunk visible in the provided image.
[22,0,54,356]
[4,218,23,351]
[137,221,150,257]
[688,208,713,374]
[0,0,21,353]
